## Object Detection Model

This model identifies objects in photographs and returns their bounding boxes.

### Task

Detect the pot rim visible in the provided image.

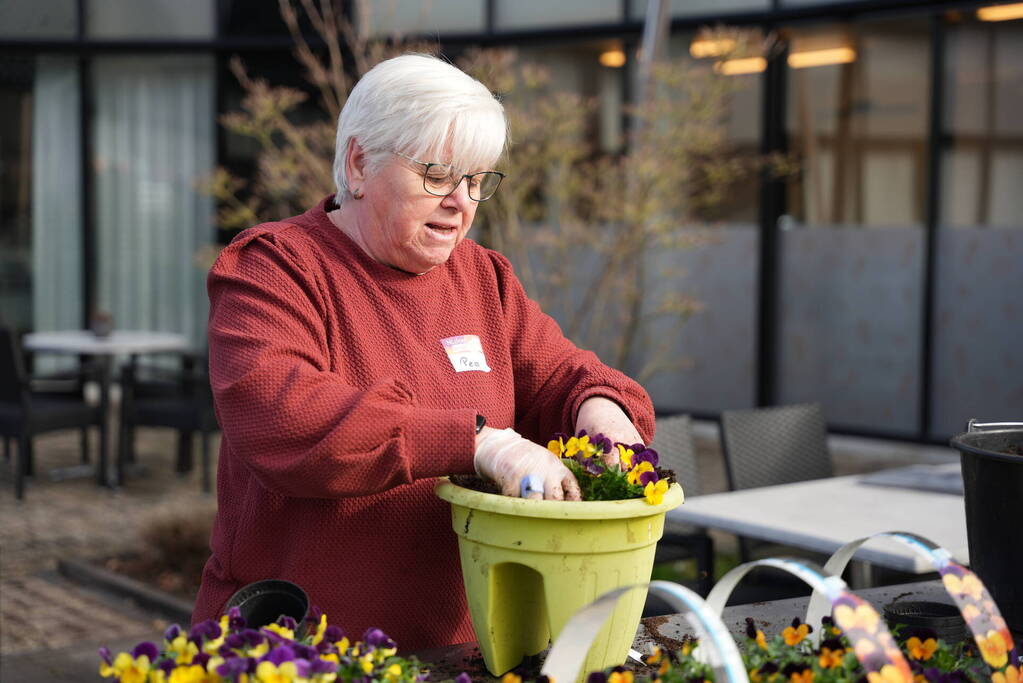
[434,478,684,519]
[950,428,1023,465]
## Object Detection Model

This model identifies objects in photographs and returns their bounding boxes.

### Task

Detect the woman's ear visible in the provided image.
[346,138,367,186]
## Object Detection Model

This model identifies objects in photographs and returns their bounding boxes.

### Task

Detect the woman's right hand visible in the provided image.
[474,427,582,501]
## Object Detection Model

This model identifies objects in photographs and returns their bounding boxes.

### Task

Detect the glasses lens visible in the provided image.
[471,172,503,201]
[423,164,457,196]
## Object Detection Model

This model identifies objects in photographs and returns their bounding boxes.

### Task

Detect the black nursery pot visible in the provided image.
[950,421,1023,633]
[883,601,969,644]
[225,579,309,631]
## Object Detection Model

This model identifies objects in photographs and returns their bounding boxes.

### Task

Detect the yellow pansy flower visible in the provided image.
[617,444,634,469]
[547,438,564,456]
[627,461,654,485]
[789,669,814,683]
[905,636,937,661]
[265,622,294,641]
[501,674,522,683]
[943,572,984,601]
[756,630,769,651]
[256,660,298,683]
[783,623,809,646]
[644,479,668,505]
[384,663,404,682]
[168,664,207,683]
[819,647,844,668]
[609,671,634,683]
[168,635,199,665]
[311,614,329,645]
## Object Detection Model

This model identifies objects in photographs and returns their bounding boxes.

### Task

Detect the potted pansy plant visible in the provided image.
[435,430,684,679]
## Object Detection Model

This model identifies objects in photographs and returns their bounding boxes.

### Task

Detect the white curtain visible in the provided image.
[92,54,215,349]
[32,56,83,333]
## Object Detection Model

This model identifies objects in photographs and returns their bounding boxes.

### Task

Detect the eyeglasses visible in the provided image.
[393,152,505,202]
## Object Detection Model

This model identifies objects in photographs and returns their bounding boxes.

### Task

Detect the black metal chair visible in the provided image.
[650,414,715,596]
[720,402,833,562]
[0,327,105,499]
[118,352,218,492]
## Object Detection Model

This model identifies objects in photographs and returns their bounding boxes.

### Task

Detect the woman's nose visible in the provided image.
[441,177,474,210]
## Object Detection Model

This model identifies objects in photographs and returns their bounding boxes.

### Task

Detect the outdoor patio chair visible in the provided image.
[650,414,715,596]
[0,326,105,499]
[720,402,832,563]
[118,352,218,492]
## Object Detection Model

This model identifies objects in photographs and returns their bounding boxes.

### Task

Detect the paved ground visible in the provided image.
[0,418,957,682]
[0,426,217,681]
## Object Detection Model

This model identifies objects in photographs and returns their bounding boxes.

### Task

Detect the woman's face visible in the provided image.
[358,153,479,274]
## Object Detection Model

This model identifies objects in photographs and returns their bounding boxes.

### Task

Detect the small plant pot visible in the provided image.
[225,579,309,631]
[435,480,683,679]
[883,600,969,645]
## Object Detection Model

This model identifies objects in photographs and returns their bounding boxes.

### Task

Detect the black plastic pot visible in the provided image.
[883,601,969,644]
[950,421,1023,633]
[225,579,309,631]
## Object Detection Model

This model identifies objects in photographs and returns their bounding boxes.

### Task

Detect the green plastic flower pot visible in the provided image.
[434,479,684,679]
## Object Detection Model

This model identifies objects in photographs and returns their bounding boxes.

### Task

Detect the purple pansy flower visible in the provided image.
[363,628,396,651]
[189,620,222,645]
[311,658,339,674]
[638,469,659,486]
[157,659,176,675]
[586,673,608,683]
[323,625,345,644]
[192,653,210,669]
[292,644,318,661]
[275,615,298,631]
[263,645,296,665]
[632,448,659,468]
[132,642,159,661]
[455,673,473,683]
[98,647,113,666]
[164,624,181,641]
[227,606,246,631]
[217,656,253,679]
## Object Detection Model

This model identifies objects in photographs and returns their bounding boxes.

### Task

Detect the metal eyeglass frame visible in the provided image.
[393,151,505,202]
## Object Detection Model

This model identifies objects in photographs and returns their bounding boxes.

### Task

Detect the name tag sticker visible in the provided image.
[440,335,491,373]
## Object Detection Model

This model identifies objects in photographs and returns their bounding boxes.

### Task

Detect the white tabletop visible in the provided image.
[23,330,190,356]
[667,472,968,573]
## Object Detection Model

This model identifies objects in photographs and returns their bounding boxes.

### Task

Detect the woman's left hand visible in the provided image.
[574,396,644,469]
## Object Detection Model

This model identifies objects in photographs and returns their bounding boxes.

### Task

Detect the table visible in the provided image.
[23,330,190,487]
[666,471,968,577]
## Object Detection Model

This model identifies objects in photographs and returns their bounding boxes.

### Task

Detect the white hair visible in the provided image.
[333,54,507,202]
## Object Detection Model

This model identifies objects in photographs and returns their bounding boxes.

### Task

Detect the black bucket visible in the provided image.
[949,420,1023,633]
[225,579,309,631]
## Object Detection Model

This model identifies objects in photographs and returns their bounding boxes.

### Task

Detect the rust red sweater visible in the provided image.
[194,196,655,648]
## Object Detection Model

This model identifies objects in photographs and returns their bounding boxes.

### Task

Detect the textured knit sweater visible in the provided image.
[193,196,655,648]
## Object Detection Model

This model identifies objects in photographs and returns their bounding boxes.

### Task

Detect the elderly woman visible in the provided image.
[194,54,655,648]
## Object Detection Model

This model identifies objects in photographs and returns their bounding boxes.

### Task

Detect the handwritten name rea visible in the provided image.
[440,335,491,373]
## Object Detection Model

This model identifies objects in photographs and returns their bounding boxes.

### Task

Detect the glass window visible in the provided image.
[86,0,215,39]
[495,0,620,31]
[631,0,769,20]
[785,22,931,227]
[92,55,215,347]
[0,0,76,39]
[358,0,485,36]
[931,15,1023,437]
[0,57,37,333]
[777,19,931,436]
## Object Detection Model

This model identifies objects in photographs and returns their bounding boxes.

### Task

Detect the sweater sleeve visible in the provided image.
[487,251,656,445]
[207,228,476,499]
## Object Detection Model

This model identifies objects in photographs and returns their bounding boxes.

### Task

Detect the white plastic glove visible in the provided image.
[575,396,645,469]
[474,427,582,501]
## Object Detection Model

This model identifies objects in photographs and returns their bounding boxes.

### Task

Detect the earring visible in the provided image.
[352,187,364,200]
